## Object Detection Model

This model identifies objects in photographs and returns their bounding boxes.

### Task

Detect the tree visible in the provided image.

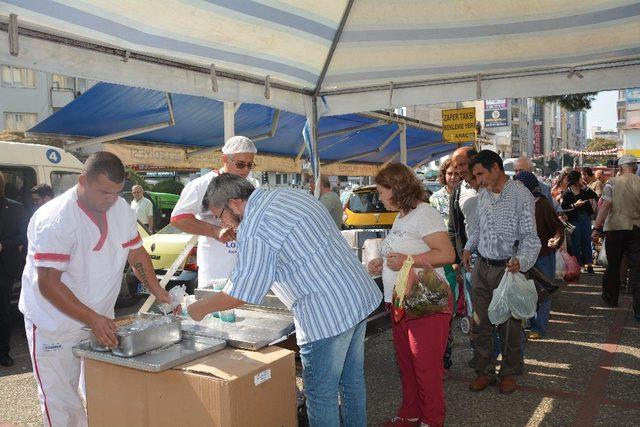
[152,179,184,195]
[586,137,617,152]
[126,168,150,190]
[536,92,598,111]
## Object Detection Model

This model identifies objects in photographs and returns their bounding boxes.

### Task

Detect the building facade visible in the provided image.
[1,64,95,132]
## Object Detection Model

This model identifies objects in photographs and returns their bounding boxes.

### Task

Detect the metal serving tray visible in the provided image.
[194,288,290,312]
[181,308,295,351]
[86,314,182,358]
[73,335,226,372]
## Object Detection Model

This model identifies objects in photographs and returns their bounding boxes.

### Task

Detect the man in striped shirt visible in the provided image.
[189,173,382,427]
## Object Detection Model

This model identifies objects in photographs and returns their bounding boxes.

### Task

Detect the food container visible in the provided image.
[86,314,182,358]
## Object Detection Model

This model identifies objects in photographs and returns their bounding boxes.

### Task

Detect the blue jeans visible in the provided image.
[570,212,593,265]
[299,321,367,427]
[529,253,557,335]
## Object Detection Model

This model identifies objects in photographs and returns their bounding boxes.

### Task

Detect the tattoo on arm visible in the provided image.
[134,262,149,288]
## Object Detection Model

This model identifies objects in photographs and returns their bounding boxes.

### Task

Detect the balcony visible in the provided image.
[51,88,75,109]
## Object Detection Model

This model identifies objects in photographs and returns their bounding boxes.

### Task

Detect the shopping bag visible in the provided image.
[560,249,581,282]
[505,272,538,320]
[597,238,608,268]
[527,265,560,305]
[392,256,451,323]
[555,251,567,280]
[488,273,511,325]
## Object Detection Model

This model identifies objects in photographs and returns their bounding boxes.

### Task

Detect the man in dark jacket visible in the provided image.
[0,172,28,367]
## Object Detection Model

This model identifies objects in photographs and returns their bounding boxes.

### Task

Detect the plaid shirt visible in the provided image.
[464,179,541,271]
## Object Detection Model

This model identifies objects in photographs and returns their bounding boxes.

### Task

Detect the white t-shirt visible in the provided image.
[170,170,259,287]
[131,197,153,225]
[380,202,448,302]
[19,186,142,335]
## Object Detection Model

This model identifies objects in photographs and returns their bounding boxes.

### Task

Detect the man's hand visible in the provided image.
[386,253,408,271]
[461,250,472,271]
[88,314,118,348]
[153,287,172,306]
[217,227,236,243]
[591,229,602,241]
[506,257,521,273]
[547,237,561,249]
[368,258,383,276]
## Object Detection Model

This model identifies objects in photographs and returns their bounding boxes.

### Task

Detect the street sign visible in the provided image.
[442,107,476,143]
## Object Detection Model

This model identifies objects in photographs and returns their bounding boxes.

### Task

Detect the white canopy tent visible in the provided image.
[2,0,640,172]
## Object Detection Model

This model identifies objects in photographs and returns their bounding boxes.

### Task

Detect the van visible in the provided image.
[0,140,84,212]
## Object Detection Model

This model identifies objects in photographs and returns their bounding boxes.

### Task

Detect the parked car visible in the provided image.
[342,185,397,229]
[119,223,198,306]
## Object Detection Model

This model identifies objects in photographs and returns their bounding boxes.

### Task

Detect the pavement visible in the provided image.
[1,267,639,426]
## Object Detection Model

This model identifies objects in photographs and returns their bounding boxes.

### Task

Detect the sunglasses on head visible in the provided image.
[228,155,256,170]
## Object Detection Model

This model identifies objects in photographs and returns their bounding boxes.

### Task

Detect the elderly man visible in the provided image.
[171,136,259,288]
[188,174,382,427]
[462,150,541,395]
[592,155,640,320]
[514,156,552,202]
[130,185,154,232]
[19,152,171,426]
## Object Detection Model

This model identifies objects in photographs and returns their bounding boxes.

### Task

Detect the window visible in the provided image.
[1,65,36,88]
[3,112,38,131]
[0,166,37,211]
[50,171,80,196]
[51,74,75,90]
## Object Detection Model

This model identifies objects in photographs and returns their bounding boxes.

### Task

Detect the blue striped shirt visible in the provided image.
[224,188,382,345]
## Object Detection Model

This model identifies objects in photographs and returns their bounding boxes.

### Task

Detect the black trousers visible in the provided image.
[603,226,640,313]
[0,268,13,355]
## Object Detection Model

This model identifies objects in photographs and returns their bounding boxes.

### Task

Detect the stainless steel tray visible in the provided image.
[85,314,182,358]
[73,335,226,372]
[181,308,295,351]
[194,288,289,312]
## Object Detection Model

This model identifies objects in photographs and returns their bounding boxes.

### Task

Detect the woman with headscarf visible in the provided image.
[514,171,564,340]
[561,171,598,274]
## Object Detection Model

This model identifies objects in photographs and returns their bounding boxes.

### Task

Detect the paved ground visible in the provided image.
[1,267,638,426]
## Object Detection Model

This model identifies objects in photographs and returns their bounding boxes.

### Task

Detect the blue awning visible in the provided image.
[30,82,459,167]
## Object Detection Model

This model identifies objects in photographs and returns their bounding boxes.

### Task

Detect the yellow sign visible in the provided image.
[442,107,476,143]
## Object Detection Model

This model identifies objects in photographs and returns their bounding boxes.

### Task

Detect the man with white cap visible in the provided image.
[171,136,260,287]
[592,155,640,320]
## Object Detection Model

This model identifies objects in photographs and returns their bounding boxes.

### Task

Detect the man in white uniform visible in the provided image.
[130,184,154,232]
[19,152,171,427]
[171,136,259,287]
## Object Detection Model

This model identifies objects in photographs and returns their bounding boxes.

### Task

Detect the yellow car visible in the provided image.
[342,185,397,229]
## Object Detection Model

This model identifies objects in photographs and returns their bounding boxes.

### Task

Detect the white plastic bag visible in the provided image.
[159,284,186,314]
[555,250,567,280]
[488,274,510,325]
[488,271,538,324]
[597,238,608,268]
[504,272,538,320]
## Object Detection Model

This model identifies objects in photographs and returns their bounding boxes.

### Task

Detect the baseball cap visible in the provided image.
[618,154,637,166]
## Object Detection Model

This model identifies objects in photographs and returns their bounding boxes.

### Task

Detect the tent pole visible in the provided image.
[224,101,236,142]
[400,123,407,165]
[312,96,321,198]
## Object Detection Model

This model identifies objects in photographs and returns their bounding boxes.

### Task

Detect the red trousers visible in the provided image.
[392,312,451,427]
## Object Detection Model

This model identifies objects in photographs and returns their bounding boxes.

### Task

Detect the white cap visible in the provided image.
[221,136,257,155]
[618,154,637,166]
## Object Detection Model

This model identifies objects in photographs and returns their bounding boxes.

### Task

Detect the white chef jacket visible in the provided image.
[19,186,142,335]
[171,170,259,287]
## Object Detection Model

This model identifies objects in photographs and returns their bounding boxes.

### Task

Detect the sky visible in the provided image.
[586,90,618,134]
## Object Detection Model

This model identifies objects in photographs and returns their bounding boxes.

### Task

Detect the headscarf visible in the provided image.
[514,171,543,199]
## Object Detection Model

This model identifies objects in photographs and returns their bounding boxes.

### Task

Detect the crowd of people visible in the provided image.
[0,135,638,427]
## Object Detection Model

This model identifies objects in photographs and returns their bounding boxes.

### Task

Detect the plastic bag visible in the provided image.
[597,238,608,268]
[392,256,451,323]
[159,285,187,314]
[560,249,580,282]
[504,272,538,320]
[488,273,510,325]
[555,250,567,280]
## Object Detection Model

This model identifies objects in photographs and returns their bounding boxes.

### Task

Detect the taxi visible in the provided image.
[342,185,397,229]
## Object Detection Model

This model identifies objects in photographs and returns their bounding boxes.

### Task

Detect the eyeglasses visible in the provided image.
[228,155,256,170]
[214,206,226,220]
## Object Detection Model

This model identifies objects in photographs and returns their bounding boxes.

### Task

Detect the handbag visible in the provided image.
[526,265,559,306]
[392,256,451,323]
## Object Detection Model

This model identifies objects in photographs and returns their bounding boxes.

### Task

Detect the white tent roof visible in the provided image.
[1,0,640,116]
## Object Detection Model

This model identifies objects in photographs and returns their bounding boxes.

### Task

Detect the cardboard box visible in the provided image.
[85,346,297,427]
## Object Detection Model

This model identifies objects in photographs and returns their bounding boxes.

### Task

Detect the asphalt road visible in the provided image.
[2,268,639,426]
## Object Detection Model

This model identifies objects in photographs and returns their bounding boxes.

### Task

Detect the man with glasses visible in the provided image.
[171,136,259,288]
